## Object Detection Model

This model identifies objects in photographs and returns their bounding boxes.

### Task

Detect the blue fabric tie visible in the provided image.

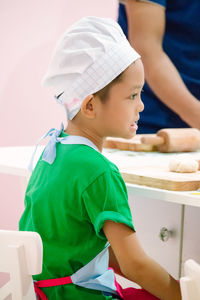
[28,123,64,171]
[42,124,64,164]
[28,123,99,172]
[71,243,118,295]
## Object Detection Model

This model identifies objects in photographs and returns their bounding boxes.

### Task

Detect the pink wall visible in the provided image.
[0,0,118,230]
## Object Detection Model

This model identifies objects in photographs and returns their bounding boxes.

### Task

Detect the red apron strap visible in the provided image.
[35,275,72,287]
[34,284,48,300]
[34,275,72,300]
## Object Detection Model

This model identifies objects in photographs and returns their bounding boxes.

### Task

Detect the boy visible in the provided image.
[19,17,181,300]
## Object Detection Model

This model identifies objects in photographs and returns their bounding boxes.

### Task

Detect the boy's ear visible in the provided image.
[80,94,97,119]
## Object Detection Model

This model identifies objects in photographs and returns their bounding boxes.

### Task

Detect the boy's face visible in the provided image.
[96,59,144,139]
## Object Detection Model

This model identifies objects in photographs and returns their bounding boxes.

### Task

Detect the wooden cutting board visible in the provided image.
[120,166,200,191]
[104,152,200,191]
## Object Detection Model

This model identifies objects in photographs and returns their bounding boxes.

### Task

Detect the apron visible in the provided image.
[30,124,160,300]
[34,244,124,300]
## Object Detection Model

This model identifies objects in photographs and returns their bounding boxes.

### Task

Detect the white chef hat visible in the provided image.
[42,16,140,120]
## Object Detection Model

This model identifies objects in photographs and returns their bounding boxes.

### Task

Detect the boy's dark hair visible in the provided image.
[94,72,124,102]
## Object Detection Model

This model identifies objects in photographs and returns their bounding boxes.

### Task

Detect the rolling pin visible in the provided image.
[141,128,200,152]
[103,135,156,151]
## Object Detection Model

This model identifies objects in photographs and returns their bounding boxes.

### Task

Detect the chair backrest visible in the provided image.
[180,259,200,300]
[0,230,43,300]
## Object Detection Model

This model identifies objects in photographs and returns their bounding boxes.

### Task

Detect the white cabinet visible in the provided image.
[128,195,182,279]
[181,206,200,274]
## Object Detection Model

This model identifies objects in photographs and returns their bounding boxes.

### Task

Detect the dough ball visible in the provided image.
[169,155,198,173]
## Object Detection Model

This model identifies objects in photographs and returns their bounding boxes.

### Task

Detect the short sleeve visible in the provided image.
[82,170,135,240]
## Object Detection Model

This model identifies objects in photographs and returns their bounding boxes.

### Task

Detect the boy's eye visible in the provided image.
[130,94,137,100]
[129,89,143,100]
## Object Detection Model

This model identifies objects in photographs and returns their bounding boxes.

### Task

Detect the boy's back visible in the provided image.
[19,132,134,300]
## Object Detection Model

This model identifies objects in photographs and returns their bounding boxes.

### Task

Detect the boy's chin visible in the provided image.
[107,129,137,140]
[125,129,138,139]
[125,133,136,139]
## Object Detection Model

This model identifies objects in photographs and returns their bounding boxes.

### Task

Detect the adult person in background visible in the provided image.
[118,0,200,133]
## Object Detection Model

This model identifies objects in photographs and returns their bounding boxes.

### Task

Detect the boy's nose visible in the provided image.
[139,99,144,113]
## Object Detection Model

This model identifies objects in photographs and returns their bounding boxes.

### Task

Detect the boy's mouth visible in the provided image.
[130,122,138,131]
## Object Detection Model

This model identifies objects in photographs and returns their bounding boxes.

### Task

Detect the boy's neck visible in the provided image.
[65,121,104,152]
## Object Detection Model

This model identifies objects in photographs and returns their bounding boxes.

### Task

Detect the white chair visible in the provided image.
[180,259,200,300]
[0,230,43,300]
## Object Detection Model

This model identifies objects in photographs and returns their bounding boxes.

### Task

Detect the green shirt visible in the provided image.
[19,133,135,300]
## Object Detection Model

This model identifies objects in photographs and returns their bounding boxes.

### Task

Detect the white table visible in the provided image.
[0,146,200,279]
[0,145,199,205]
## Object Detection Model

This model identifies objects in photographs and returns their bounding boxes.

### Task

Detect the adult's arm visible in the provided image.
[104,221,181,300]
[125,0,200,129]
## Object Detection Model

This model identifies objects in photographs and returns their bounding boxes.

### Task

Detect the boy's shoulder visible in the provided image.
[59,143,119,174]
